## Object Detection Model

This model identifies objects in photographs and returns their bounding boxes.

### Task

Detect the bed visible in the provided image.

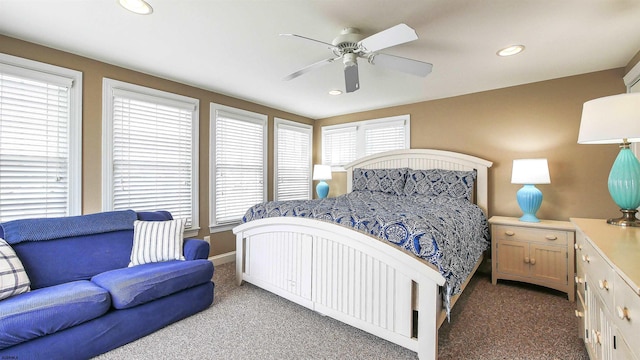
[233,149,493,359]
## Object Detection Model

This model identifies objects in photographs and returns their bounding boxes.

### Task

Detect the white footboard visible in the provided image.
[234,217,446,360]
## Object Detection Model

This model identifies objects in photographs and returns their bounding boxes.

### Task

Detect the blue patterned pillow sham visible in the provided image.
[352,168,409,196]
[404,169,476,201]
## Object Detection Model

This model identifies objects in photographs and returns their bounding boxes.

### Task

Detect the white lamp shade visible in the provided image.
[578,93,640,144]
[312,164,332,181]
[511,159,550,184]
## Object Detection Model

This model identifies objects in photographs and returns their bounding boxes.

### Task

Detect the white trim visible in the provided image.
[623,60,640,89]
[102,78,199,232]
[0,52,82,217]
[625,62,640,157]
[209,251,236,266]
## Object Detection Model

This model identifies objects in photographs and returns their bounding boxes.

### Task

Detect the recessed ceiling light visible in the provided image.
[328,90,342,96]
[497,45,525,57]
[118,0,153,15]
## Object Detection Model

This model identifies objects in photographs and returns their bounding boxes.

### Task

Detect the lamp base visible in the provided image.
[316,180,329,199]
[607,209,640,227]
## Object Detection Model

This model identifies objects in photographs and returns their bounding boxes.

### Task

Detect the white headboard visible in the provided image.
[344,149,493,215]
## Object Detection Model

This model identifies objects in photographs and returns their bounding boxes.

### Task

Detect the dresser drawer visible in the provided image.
[613,272,640,353]
[580,240,615,312]
[493,225,568,245]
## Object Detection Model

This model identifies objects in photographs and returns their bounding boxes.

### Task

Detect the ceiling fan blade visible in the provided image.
[283,57,339,81]
[280,33,339,51]
[369,53,433,77]
[358,23,418,53]
[344,63,360,93]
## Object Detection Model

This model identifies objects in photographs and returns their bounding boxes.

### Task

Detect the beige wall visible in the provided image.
[314,69,627,221]
[1,34,636,256]
[0,35,314,257]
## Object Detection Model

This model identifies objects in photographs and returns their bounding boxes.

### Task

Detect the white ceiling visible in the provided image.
[1,0,639,119]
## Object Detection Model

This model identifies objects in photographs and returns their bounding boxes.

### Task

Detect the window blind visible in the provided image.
[363,120,407,156]
[322,126,357,167]
[214,109,266,225]
[0,72,71,221]
[321,116,409,167]
[111,94,194,226]
[275,120,312,201]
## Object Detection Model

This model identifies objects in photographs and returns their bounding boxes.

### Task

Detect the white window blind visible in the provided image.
[211,105,266,229]
[103,79,198,230]
[321,115,410,167]
[275,119,312,201]
[0,55,81,222]
[363,119,407,156]
[322,126,357,167]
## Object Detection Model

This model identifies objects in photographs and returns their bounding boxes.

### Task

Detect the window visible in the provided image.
[102,79,199,235]
[0,53,82,222]
[321,115,410,168]
[274,118,312,201]
[210,103,267,232]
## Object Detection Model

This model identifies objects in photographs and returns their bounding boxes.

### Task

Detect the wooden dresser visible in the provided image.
[571,218,640,360]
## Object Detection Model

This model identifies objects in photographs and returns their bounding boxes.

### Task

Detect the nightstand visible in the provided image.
[489,216,576,301]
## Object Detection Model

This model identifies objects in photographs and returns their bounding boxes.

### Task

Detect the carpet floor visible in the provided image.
[96,262,588,359]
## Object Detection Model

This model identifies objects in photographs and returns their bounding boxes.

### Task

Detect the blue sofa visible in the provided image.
[0,210,214,359]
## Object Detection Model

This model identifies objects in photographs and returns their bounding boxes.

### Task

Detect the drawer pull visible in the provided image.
[575,310,584,318]
[582,255,590,263]
[574,243,583,250]
[598,279,609,291]
[616,306,630,321]
[575,276,584,284]
[592,330,601,345]
[545,235,558,240]
[505,230,515,236]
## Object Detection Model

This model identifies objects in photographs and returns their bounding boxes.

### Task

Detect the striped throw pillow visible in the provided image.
[0,238,31,300]
[128,219,186,267]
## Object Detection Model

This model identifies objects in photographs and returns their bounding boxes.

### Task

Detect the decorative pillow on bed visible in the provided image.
[352,168,409,195]
[404,169,477,201]
[0,238,31,300]
[129,219,186,267]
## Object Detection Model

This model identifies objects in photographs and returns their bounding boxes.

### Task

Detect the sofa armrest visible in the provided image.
[183,238,209,260]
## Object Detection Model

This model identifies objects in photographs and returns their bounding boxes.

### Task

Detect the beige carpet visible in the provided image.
[97,261,588,359]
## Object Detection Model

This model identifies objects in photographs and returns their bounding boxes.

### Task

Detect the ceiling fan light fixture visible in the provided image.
[118,0,153,15]
[497,45,525,57]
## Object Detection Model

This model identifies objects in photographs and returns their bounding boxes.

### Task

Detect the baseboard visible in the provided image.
[208,251,235,266]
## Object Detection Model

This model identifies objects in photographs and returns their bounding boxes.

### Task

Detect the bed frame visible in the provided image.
[233,149,492,360]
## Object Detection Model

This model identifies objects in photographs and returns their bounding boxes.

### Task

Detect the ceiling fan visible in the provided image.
[281,23,433,93]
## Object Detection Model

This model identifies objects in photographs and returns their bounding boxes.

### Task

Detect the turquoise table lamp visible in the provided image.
[312,164,332,199]
[578,92,640,227]
[511,159,551,222]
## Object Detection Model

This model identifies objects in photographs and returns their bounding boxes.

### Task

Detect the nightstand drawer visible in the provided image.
[581,240,615,311]
[614,272,640,352]
[493,225,568,245]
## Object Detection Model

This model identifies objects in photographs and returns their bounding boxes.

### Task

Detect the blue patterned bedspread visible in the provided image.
[243,191,490,302]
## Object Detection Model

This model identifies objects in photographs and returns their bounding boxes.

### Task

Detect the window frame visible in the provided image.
[321,114,410,170]
[101,78,199,236]
[209,103,267,232]
[274,118,313,201]
[0,52,82,220]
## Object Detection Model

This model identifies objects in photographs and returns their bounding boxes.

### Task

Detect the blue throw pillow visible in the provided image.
[352,168,409,195]
[404,169,476,201]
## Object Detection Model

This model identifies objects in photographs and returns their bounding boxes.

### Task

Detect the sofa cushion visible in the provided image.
[0,280,110,350]
[92,259,213,310]
[129,219,186,267]
[0,238,30,300]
